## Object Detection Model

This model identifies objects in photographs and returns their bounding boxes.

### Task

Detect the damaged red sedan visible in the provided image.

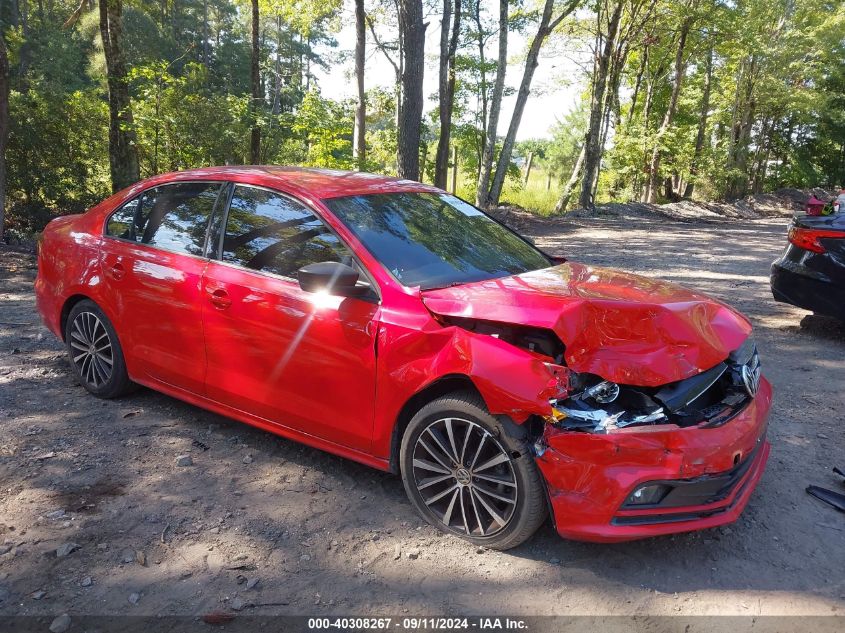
[35,167,771,549]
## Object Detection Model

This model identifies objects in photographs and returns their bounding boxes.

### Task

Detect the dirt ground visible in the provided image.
[1,214,844,620]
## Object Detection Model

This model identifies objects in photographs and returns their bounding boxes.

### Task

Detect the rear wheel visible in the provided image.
[65,300,133,398]
[399,392,547,550]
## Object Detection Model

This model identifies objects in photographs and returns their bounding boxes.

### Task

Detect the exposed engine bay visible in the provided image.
[435,315,566,364]
[439,316,760,434]
[552,337,760,432]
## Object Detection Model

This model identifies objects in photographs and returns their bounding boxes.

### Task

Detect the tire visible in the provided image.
[65,299,134,398]
[399,391,548,550]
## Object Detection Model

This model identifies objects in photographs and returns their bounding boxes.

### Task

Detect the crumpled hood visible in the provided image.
[421,262,752,387]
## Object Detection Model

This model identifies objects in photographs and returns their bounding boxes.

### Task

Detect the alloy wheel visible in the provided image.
[411,417,518,537]
[69,312,114,389]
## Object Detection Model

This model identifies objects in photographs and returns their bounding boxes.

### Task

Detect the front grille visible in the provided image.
[655,343,759,428]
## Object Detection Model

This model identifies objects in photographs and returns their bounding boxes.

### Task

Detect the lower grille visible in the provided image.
[612,433,765,525]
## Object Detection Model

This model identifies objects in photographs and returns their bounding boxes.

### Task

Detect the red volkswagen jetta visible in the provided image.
[35,167,771,549]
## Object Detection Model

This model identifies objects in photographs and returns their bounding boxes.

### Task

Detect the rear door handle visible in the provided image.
[207,288,231,310]
[109,262,125,280]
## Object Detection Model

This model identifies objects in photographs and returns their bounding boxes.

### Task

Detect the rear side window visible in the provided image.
[221,185,352,278]
[106,197,142,240]
[105,182,223,257]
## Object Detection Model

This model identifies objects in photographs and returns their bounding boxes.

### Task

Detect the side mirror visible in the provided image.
[298,261,367,297]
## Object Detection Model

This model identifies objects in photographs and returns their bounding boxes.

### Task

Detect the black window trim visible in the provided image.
[102,180,229,261]
[212,182,381,302]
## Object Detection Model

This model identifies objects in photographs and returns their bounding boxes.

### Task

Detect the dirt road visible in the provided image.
[1,215,843,619]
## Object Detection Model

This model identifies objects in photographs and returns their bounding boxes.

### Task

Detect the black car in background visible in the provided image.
[771,214,845,321]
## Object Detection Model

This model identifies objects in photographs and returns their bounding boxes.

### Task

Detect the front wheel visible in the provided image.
[399,392,548,550]
[65,299,134,398]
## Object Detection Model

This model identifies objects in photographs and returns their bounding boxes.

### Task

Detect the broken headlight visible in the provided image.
[550,374,668,433]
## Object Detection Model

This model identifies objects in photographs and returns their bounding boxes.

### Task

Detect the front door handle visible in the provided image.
[109,262,125,280]
[207,288,232,310]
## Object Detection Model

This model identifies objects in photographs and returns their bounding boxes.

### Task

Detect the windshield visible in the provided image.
[324,192,551,290]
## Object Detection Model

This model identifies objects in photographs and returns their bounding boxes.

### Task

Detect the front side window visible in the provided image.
[324,192,551,289]
[221,185,352,279]
[105,182,223,257]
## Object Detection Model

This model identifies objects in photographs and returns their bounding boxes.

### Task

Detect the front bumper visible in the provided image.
[536,376,772,542]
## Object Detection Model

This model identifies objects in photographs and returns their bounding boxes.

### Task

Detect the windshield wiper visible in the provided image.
[422,280,467,291]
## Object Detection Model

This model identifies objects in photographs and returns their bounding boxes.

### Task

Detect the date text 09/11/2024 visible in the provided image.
[307,617,529,630]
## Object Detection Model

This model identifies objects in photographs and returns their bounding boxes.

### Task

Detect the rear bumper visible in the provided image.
[771,259,845,320]
[34,274,63,339]
[536,377,772,543]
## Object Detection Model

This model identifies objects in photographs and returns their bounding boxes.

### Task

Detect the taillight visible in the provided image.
[788,226,843,254]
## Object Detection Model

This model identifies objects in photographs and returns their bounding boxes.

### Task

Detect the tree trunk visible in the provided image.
[272,14,282,116]
[305,33,311,91]
[626,44,648,127]
[641,61,663,128]
[202,0,210,67]
[16,0,32,89]
[632,62,660,196]
[522,152,533,186]
[475,0,508,207]
[578,0,623,210]
[726,55,757,199]
[397,0,425,180]
[0,37,9,241]
[472,1,489,184]
[643,16,692,203]
[598,46,626,202]
[554,143,585,213]
[249,0,261,164]
[450,144,458,193]
[353,0,366,169]
[752,116,774,194]
[683,43,712,199]
[486,0,579,209]
[365,14,402,134]
[396,1,404,132]
[434,0,461,189]
[434,0,451,186]
[99,0,140,191]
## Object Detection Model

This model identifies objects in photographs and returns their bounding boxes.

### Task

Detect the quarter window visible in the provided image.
[221,186,352,278]
[105,182,223,257]
[106,197,141,241]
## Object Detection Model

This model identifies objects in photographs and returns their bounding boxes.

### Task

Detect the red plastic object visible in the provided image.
[805,196,826,216]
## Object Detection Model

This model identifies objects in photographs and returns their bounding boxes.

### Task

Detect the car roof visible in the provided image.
[149,166,443,200]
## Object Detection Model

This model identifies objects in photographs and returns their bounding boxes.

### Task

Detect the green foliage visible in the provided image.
[131,62,252,173]
[285,90,355,168]
[7,87,110,230]
[546,105,587,181]
[2,0,845,239]
[596,0,845,204]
